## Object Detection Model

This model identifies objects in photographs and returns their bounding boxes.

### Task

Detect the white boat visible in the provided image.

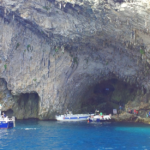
[87,110,111,122]
[56,112,93,121]
[0,116,15,129]
[0,104,15,129]
[87,114,111,122]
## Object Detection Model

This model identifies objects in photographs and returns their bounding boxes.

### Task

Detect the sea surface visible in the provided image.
[0,120,150,150]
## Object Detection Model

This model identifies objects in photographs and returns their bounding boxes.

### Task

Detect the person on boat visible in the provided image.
[149,111,150,118]
[95,109,99,115]
[66,109,69,115]
[133,110,138,115]
[119,105,122,113]
[2,112,6,118]
[133,109,136,115]
[128,108,132,114]
[136,110,138,115]
[146,112,149,118]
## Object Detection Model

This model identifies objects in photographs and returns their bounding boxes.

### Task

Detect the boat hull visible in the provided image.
[56,114,91,121]
[88,118,111,122]
[0,121,14,129]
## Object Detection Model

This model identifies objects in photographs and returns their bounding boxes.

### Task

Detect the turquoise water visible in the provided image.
[1,120,150,150]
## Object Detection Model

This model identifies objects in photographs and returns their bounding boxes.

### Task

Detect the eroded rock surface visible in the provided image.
[0,0,150,121]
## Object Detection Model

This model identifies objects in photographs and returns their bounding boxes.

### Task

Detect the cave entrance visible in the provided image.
[13,93,40,119]
[4,109,13,118]
[78,78,140,114]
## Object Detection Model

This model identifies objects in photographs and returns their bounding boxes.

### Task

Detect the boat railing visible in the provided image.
[0,116,9,122]
[0,116,15,123]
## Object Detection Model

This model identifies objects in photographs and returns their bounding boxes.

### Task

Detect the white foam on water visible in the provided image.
[25,128,37,130]
[21,128,38,130]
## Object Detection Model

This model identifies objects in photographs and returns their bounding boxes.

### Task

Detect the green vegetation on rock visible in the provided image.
[33,78,37,82]
[4,64,7,70]
[16,43,20,50]
[140,49,145,55]
[27,44,31,51]
[73,57,78,64]
[55,47,59,52]
[27,45,33,52]
[43,6,51,11]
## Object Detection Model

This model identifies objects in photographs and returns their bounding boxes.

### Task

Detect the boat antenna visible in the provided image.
[0,104,1,115]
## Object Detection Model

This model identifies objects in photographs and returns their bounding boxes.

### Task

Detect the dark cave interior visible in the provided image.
[79,78,142,114]
[13,93,40,119]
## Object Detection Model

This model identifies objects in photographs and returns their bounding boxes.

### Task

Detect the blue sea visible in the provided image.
[1,120,150,150]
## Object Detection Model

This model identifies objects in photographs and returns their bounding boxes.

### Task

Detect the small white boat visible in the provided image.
[87,114,111,122]
[0,116,15,129]
[56,111,93,121]
[87,110,111,122]
[0,104,15,129]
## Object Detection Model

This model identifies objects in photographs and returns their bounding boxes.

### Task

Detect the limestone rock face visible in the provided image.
[0,78,13,110]
[1,0,150,121]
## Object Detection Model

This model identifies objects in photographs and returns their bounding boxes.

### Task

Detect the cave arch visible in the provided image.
[72,77,141,115]
[12,92,40,119]
[0,78,40,119]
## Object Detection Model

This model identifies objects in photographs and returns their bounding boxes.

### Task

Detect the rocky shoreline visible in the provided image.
[112,112,150,124]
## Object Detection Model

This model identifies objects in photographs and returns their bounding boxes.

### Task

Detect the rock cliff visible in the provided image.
[0,0,150,121]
